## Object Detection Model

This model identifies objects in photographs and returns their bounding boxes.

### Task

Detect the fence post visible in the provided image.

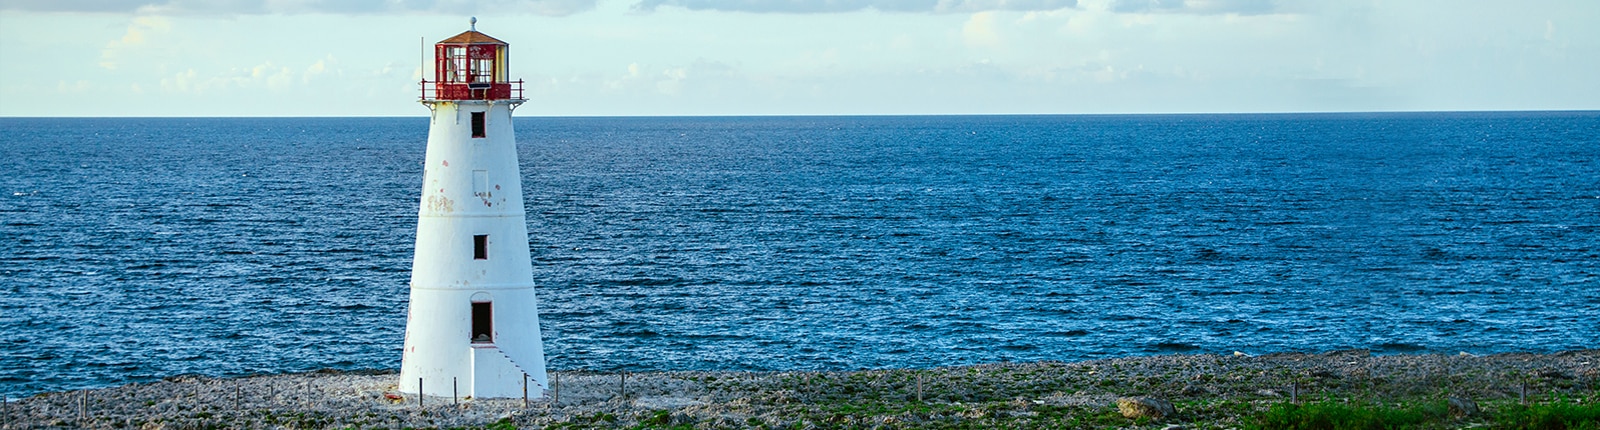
[620,371,628,401]
[453,377,459,406]
[522,373,528,408]
[917,373,924,402]
[80,389,88,424]
[553,373,560,406]
[419,378,424,408]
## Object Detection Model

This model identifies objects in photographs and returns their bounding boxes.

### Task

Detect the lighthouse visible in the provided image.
[399,18,547,399]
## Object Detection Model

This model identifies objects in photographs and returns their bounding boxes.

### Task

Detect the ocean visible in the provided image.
[1,112,1597,398]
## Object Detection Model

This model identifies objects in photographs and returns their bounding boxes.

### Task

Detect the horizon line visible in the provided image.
[3,109,1597,119]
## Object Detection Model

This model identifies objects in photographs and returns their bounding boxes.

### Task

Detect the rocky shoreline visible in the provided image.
[6,350,1596,429]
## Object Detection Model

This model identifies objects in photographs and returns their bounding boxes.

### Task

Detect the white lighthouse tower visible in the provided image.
[400,19,547,398]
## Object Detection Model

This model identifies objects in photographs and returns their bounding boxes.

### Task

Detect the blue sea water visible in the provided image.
[1,112,1598,398]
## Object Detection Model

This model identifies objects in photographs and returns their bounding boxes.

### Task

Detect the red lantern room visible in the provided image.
[422,18,523,101]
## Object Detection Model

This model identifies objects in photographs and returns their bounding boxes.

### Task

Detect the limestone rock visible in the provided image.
[1448,397,1479,417]
[1323,349,1372,358]
[1538,369,1573,380]
[1307,369,1340,379]
[1117,397,1177,419]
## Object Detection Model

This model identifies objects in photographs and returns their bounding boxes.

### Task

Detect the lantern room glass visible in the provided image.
[445,47,468,83]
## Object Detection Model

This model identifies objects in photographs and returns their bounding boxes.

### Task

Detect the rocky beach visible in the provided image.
[6,350,1597,429]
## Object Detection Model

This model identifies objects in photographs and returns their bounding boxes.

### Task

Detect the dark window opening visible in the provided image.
[472,57,495,83]
[471,302,493,343]
[473,234,488,260]
[470,112,486,138]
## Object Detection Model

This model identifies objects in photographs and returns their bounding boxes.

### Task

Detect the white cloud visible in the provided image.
[99,15,171,70]
[1105,0,1278,15]
[603,62,644,92]
[160,68,200,93]
[631,0,1077,13]
[564,58,742,100]
[258,63,294,90]
[302,56,332,84]
[656,66,688,94]
[933,0,1078,13]
[962,11,1002,47]
[153,58,341,95]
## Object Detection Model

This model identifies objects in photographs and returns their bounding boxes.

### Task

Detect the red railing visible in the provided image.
[420,80,525,102]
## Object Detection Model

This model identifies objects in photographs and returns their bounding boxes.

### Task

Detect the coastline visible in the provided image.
[7,350,1596,429]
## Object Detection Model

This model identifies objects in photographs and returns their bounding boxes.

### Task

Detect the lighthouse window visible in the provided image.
[471,112,486,138]
[473,57,495,83]
[471,302,493,343]
[444,46,468,83]
[473,234,488,260]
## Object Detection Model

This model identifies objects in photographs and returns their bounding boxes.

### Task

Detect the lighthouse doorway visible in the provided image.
[471,301,493,343]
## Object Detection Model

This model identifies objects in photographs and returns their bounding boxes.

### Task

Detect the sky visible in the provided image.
[0,0,1596,117]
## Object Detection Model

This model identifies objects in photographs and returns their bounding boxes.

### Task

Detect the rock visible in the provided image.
[669,412,696,426]
[1256,389,1281,398]
[162,374,203,383]
[1307,369,1339,379]
[1117,397,1177,420]
[1538,370,1573,380]
[1323,349,1372,358]
[1448,397,1479,417]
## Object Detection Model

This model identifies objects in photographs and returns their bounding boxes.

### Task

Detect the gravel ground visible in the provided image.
[5,350,1596,429]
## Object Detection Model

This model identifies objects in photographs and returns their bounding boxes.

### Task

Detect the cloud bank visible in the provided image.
[630,0,1079,14]
[0,0,598,17]
[1107,0,1278,15]
[5,0,1285,16]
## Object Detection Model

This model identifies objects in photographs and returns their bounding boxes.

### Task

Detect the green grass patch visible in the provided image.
[1249,400,1600,430]
[1492,401,1600,430]
[1250,401,1442,430]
